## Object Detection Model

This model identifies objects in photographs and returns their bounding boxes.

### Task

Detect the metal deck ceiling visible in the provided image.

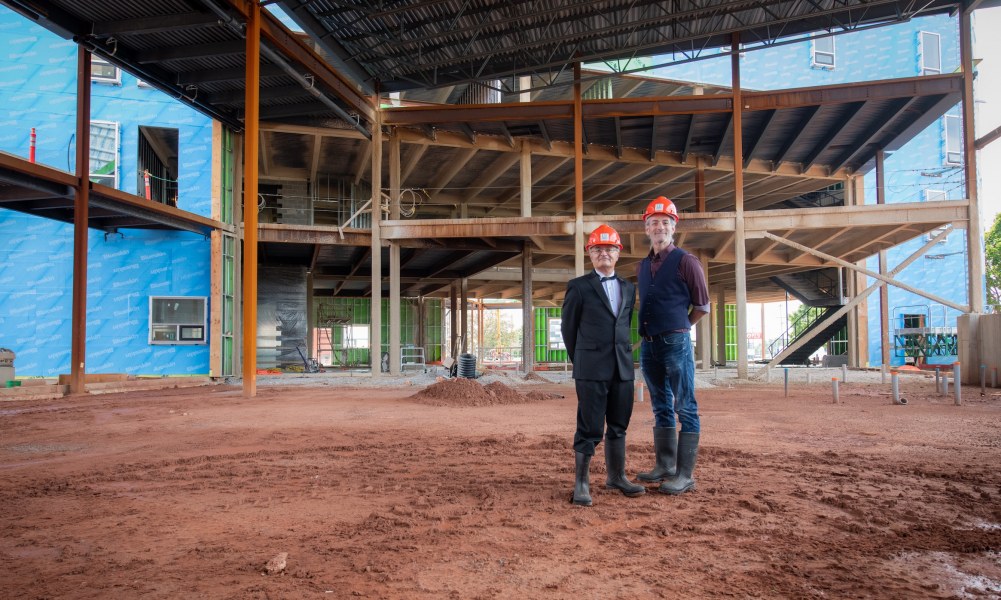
[2,0,373,134]
[0,151,224,234]
[277,0,990,93]
[383,74,963,180]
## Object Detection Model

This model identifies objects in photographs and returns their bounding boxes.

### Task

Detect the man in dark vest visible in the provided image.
[562,224,645,506]
[636,197,710,494]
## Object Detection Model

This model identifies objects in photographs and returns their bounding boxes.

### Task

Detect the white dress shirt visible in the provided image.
[596,271,620,315]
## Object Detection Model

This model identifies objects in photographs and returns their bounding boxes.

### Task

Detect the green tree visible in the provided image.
[986,212,1001,314]
[482,309,522,355]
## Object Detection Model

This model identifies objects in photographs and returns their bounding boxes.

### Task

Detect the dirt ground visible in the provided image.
[2,374,1000,599]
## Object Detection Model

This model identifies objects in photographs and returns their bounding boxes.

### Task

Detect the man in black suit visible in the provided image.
[561,224,645,506]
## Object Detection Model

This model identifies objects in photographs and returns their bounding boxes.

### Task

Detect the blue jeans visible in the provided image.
[640,333,699,433]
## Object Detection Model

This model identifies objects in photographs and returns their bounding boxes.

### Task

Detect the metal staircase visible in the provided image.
[767,307,848,365]
[767,268,848,364]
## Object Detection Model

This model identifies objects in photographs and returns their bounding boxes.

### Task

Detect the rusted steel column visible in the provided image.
[242,1,260,397]
[960,9,984,313]
[731,34,748,379]
[573,62,584,276]
[70,46,92,395]
[876,149,891,367]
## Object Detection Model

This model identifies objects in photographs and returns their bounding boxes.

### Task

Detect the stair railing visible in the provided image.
[766,306,827,358]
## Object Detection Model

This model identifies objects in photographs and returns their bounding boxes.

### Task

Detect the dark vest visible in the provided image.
[638,248,692,336]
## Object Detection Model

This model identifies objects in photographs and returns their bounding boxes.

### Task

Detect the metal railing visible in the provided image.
[765,306,828,358]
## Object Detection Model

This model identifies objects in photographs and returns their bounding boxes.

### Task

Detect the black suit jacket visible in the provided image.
[561,272,635,382]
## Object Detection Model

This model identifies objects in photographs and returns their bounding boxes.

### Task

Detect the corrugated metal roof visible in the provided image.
[277,0,995,92]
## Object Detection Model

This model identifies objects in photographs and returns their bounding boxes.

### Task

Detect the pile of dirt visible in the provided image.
[522,372,551,382]
[410,378,561,407]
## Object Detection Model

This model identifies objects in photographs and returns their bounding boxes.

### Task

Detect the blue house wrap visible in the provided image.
[0,7,214,376]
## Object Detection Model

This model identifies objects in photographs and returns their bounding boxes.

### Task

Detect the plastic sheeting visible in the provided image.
[257,265,307,369]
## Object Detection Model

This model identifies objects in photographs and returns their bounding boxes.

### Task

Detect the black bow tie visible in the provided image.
[599,276,616,282]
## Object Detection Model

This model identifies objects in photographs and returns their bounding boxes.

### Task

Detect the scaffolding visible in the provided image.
[892,304,958,366]
[316,304,354,367]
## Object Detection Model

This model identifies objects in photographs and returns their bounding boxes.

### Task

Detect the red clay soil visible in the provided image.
[1,379,1000,599]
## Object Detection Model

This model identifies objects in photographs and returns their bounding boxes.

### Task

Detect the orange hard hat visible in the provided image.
[585,224,623,251]
[643,196,679,222]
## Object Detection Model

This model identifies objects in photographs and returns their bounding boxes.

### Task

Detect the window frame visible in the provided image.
[919,31,942,75]
[943,114,962,166]
[923,190,950,243]
[149,296,209,345]
[91,55,121,85]
[89,120,120,188]
[811,36,836,70]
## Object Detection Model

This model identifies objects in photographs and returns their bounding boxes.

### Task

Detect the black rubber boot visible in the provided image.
[637,426,677,482]
[572,452,593,506]
[658,432,699,495]
[603,437,646,497]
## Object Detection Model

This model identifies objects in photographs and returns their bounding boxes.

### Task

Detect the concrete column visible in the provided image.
[370,98,383,375]
[522,242,534,373]
[460,278,469,353]
[389,131,401,375]
[450,283,458,358]
[716,287,727,366]
[731,35,748,379]
[521,141,532,217]
[697,251,712,369]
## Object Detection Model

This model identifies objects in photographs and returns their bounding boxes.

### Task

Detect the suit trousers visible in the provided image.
[573,375,635,455]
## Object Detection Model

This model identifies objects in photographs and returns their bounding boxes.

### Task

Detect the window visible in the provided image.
[138,126,179,205]
[347,325,369,349]
[943,114,962,165]
[149,297,208,344]
[90,121,119,188]
[920,31,941,75]
[923,190,949,243]
[91,55,120,85]
[812,36,836,69]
